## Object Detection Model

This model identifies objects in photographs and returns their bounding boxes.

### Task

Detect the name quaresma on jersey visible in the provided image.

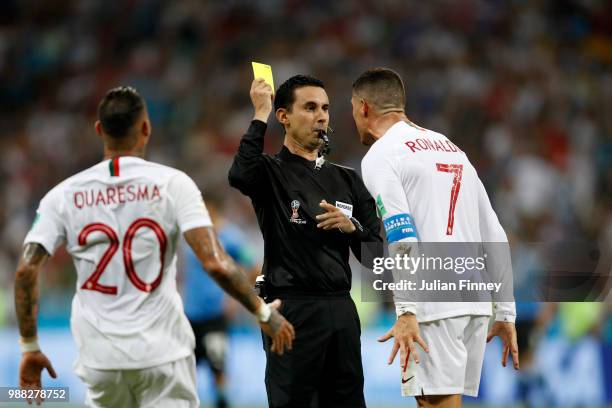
[73,183,161,209]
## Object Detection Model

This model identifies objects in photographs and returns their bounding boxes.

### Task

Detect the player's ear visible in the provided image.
[141,119,151,138]
[361,99,369,118]
[94,120,103,137]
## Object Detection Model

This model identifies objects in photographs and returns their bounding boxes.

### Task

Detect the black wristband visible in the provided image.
[350,217,364,233]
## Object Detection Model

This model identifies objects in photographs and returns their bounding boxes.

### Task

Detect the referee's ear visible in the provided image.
[275,108,289,128]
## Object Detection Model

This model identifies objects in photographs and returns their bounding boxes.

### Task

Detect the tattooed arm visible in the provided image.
[184,227,295,354]
[15,243,48,341]
[15,243,57,400]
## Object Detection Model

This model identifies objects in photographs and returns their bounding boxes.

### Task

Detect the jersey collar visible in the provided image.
[278,146,317,166]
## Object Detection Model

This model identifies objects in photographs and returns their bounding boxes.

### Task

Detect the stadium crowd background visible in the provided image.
[0,0,610,406]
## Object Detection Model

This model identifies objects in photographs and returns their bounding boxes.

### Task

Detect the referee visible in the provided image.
[229,75,382,408]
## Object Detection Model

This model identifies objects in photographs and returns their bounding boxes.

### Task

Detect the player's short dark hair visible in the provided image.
[352,68,405,112]
[97,86,145,138]
[274,75,325,112]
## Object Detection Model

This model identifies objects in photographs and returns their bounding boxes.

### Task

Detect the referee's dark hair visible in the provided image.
[97,86,145,138]
[352,68,406,113]
[274,75,325,112]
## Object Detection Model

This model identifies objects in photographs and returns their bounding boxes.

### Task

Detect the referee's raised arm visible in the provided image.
[228,79,273,197]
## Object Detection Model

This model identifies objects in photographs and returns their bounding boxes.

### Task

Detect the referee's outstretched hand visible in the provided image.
[316,200,356,233]
[487,321,520,370]
[378,313,429,370]
[259,299,296,356]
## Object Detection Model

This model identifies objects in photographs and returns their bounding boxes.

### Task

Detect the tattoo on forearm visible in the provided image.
[389,241,414,257]
[15,244,48,339]
[214,259,260,313]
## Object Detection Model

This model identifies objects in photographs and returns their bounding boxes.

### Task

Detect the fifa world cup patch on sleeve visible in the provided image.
[383,214,418,242]
[335,201,353,218]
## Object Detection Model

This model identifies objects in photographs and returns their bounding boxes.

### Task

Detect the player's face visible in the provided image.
[284,86,329,151]
[351,94,374,146]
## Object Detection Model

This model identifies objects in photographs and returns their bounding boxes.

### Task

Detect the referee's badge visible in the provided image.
[289,200,306,224]
[335,201,353,218]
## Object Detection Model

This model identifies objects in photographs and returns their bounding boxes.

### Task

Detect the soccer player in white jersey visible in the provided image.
[351,68,519,408]
[14,86,294,407]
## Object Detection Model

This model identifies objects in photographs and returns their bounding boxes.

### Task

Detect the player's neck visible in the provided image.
[283,137,318,161]
[369,112,408,141]
[103,146,145,160]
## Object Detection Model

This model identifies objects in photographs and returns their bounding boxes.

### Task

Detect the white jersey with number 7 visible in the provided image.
[24,156,212,369]
[361,121,516,322]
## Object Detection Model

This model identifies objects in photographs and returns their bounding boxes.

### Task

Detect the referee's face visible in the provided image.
[285,86,329,151]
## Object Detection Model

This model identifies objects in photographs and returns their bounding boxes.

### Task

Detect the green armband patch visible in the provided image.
[376,194,387,217]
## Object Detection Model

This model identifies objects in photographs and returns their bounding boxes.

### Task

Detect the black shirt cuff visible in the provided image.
[249,120,268,134]
[349,217,370,240]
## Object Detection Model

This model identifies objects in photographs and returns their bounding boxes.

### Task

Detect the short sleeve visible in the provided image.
[24,187,66,255]
[363,157,418,243]
[168,172,213,232]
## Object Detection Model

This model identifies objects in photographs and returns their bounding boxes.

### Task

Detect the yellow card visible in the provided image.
[252,62,275,92]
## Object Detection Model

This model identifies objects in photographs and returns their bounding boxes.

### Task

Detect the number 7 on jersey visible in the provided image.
[436,163,463,236]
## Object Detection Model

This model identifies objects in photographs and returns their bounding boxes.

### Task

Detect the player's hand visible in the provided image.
[19,351,57,405]
[250,78,273,123]
[487,321,519,370]
[259,299,296,356]
[316,200,356,233]
[378,313,429,369]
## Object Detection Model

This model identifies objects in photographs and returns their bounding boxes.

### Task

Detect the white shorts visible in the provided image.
[400,315,489,397]
[74,354,199,408]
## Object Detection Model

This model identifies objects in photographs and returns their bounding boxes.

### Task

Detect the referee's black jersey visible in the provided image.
[229,120,382,294]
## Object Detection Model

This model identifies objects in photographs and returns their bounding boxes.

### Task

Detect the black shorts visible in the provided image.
[262,294,366,408]
[190,316,228,375]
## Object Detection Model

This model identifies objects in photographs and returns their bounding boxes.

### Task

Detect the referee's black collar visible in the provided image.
[278,145,317,166]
